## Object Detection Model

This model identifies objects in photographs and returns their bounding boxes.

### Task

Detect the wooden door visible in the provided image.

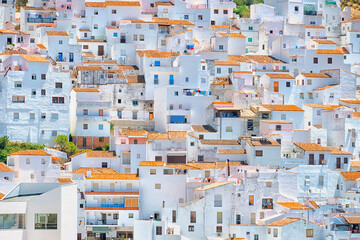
[336,158,341,169]
[98,45,104,56]
[309,154,314,165]
[274,81,279,92]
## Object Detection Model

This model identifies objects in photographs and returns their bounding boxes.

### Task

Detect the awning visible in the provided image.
[93,227,109,233]
[170,115,185,123]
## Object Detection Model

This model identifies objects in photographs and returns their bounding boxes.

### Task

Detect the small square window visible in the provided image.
[128,213,134,218]
[155,184,161,189]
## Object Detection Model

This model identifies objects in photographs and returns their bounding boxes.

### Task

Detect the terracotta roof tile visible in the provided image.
[46,31,69,36]
[340,171,360,181]
[73,167,139,180]
[10,150,51,156]
[72,88,100,93]
[268,218,301,226]
[37,44,46,49]
[105,1,141,7]
[340,99,360,104]
[217,32,246,38]
[166,30,192,38]
[0,163,14,172]
[214,60,239,66]
[76,66,103,71]
[300,73,330,78]
[261,120,292,124]
[294,142,330,151]
[244,55,285,64]
[350,161,360,168]
[312,39,336,44]
[86,151,116,158]
[147,131,187,140]
[275,202,311,210]
[344,216,360,224]
[228,55,251,63]
[119,129,147,137]
[126,74,145,84]
[305,25,325,29]
[327,147,352,155]
[200,139,240,145]
[337,46,349,54]
[217,149,245,154]
[155,1,174,5]
[139,161,166,167]
[309,200,320,209]
[262,105,304,112]
[82,52,95,58]
[192,125,217,133]
[85,2,106,7]
[316,49,344,55]
[265,73,294,79]
[20,54,49,63]
[353,112,360,118]
[136,50,179,58]
[57,178,73,183]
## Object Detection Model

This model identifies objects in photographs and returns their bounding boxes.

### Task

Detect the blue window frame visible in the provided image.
[170,115,185,123]
[113,33,118,37]
[117,111,122,119]
[154,61,160,66]
[282,66,286,70]
[169,75,174,85]
[133,100,139,106]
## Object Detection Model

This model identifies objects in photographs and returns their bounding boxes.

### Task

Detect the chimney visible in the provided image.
[86,169,92,178]
[339,145,343,151]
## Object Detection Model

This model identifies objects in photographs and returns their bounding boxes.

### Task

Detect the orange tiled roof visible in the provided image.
[20,54,49,63]
[105,1,141,7]
[82,52,95,58]
[312,39,336,44]
[166,30,192,38]
[337,46,349,54]
[353,112,360,118]
[268,218,301,226]
[265,73,294,79]
[85,191,139,195]
[300,73,330,78]
[119,129,147,137]
[275,202,311,210]
[86,151,116,158]
[76,66,103,71]
[305,25,325,29]
[200,139,240,145]
[155,1,174,6]
[153,18,194,26]
[214,60,239,66]
[217,32,246,38]
[85,2,106,7]
[46,31,69,36]
[316,49,344,55]
[139,161,166,167]
[85,207,139,210]
[313,84,339,91]
[147,131,187,140]
[261,120,292,124]
[321,105,342,110]
[57,178,73,183]
[303,104,328,108]
[211,77,231,85]
[10,150,51,156]
[72,88,100,93]
[0,163,14,172]
[0,192,4,199]
[192,125,217,133]
[244,55,285,64]
[327,147,352,155]
[340,99,360,104]
[313,125,322,129]
[294,142,330,151]
[73,167,139,180]
[340,171,360,181]
[136,50,179,58]
[217,149,245,154]
[262,105,304,112]
[309,200,320,209]
[228,55,251,63]
[37,44,46,49]
[350,161,360,168]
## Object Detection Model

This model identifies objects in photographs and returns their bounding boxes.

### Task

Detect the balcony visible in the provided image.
[86,219,118,226]
[27,17,56,23]
[77,101,112,108]
[76,115,110,122]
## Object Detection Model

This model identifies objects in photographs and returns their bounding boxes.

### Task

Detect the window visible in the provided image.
[188,225,194,232]
[133,100,138,106]
[98,124,103,130]
[14,81,22,88]
[94,24,98,29]
[41,113,46,119]
[286,82,290,87]
[112,9,116,14]
[254,234,259,240]
[59,40,63,45]
[169,75,174,85]
[99,137,104,142]
[248,38,253,42]
[214,195,222,207]
[249,195,254,205]
[256,150,263,157]
[236,214,241,224]
[30,113,35,119]
[184,15,189,19]
[228,68,233,74]
[305,175,311,186]
[190,211,196,223]
[94,10,98,15]
[328,58,332,64]
[139,35,144,41]
[128,213,133,218]
[198,15,203,20]
[217,212,222,224]
[26,158,30,164]
[295,6,299,11]
[41,171,45,176]
[226,126,232,132]
[32,74,36,80]
[12,96,25,103]
[154,75,159,85]
[83,109,88,115]
[51,113,58,120]
[52,97,65,104]
[31,89,36,96]
[273,228,278,237]
[156,226,162,235]
[216,226,222,233]
[133,34,138,41]
[281,114,286,120]
[83,124,88,130]
[313,57,318,64]
[247,119,254,131]
[35,214,57,229]
[249,26,253,30]
[344,157,348,164]
[83,45,88,50]
[276,125,281,131]
[262,198,273,209]
[150,169,156,175]
[214,9,219,14]
[198,155,204,162]
[306,229,314,237]
[223,9,228,14]
[155,184,161,189]
[217,68,221,74]
[318,175,324,187]
[163,169,173,175]
[55,82,62,88]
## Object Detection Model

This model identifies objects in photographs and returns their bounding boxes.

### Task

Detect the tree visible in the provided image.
[53,135,78,157]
